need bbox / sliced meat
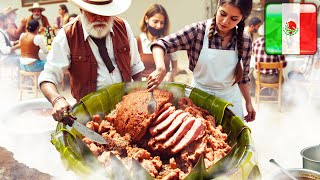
[152,106,176,125]
[162,117,196,149]
[155,102,172,117]
[155,112,189,141]
[171,119,206,154]
[149,110,183,136]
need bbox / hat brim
[4,8,18,15]
[28,7,45,12]
[68,0,131,16]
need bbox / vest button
[79,56,82,59]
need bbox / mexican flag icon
[265,3,317,55]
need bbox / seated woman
[19,19,48,72]
[136,4,185,82]
[53,4,69,29]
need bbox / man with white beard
[38,0,145,124]
[26,3,50,32]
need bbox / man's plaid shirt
[150,20,252,84]
[252,37,287,74]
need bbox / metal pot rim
[300,145,320,163]
[272,168,320,178]
[0,98,56,134]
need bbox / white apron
[191,19,243,119]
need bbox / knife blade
[63,111,107,144]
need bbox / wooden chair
[255,61,283,111]
[19,70,41,100]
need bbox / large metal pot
[271,168,320,180]
[301,145,320,173]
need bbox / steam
[248,79,320,179]
[0,71,77,179]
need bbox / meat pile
[82,89,231,180]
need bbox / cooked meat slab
[113,89,173,141]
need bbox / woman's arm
[147,21,205,90]
[239,83,256,122]
[35,35,49,54]
[147,46,166,91]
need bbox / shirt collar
[141,32,152,46]
[81,19,114,41]
[214,27,237,36]
[214,27,237,41]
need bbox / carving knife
[63,111,107,144]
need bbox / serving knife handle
[63,111,77,126]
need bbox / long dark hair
[208,0,252,85]
[139,4,170,36]
[27,19,39,32]
[59,4,69,13]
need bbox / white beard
[80,12,113,39]
[33,15,41,20]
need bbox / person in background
[26,3,50,32]
[3,6,27,41]
[244,16,262,41]
[54,4,70,29]
[0,13,20,64]
[147,0,256,121]
[68,13,78,22]
[19,19,48,72]
[0,13,20,85]
[38,0,144,124]
[252,24,287,84]
[136,4,185,82]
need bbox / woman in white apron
[147,0,256,122]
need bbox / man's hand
[51,96,72,124]
[20,18,27,27]
[147,68,166,91]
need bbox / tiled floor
[0,71,319,179]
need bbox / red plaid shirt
[151,20,252,84]
[252,37,287,75]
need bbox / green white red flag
[265,3,317,55]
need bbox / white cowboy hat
[68,0,131,16]
[28,3,45,12]
[3,6,18,15]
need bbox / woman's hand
[147,68,166,91]
[244,102,256,122]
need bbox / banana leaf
[51,82,261,179]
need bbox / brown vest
[136,36,170,77]
[20,33,40,60]
[64,17,131,102]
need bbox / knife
[63,111,107,144]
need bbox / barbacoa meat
[113,89,173,142]
[82,89,231,180]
